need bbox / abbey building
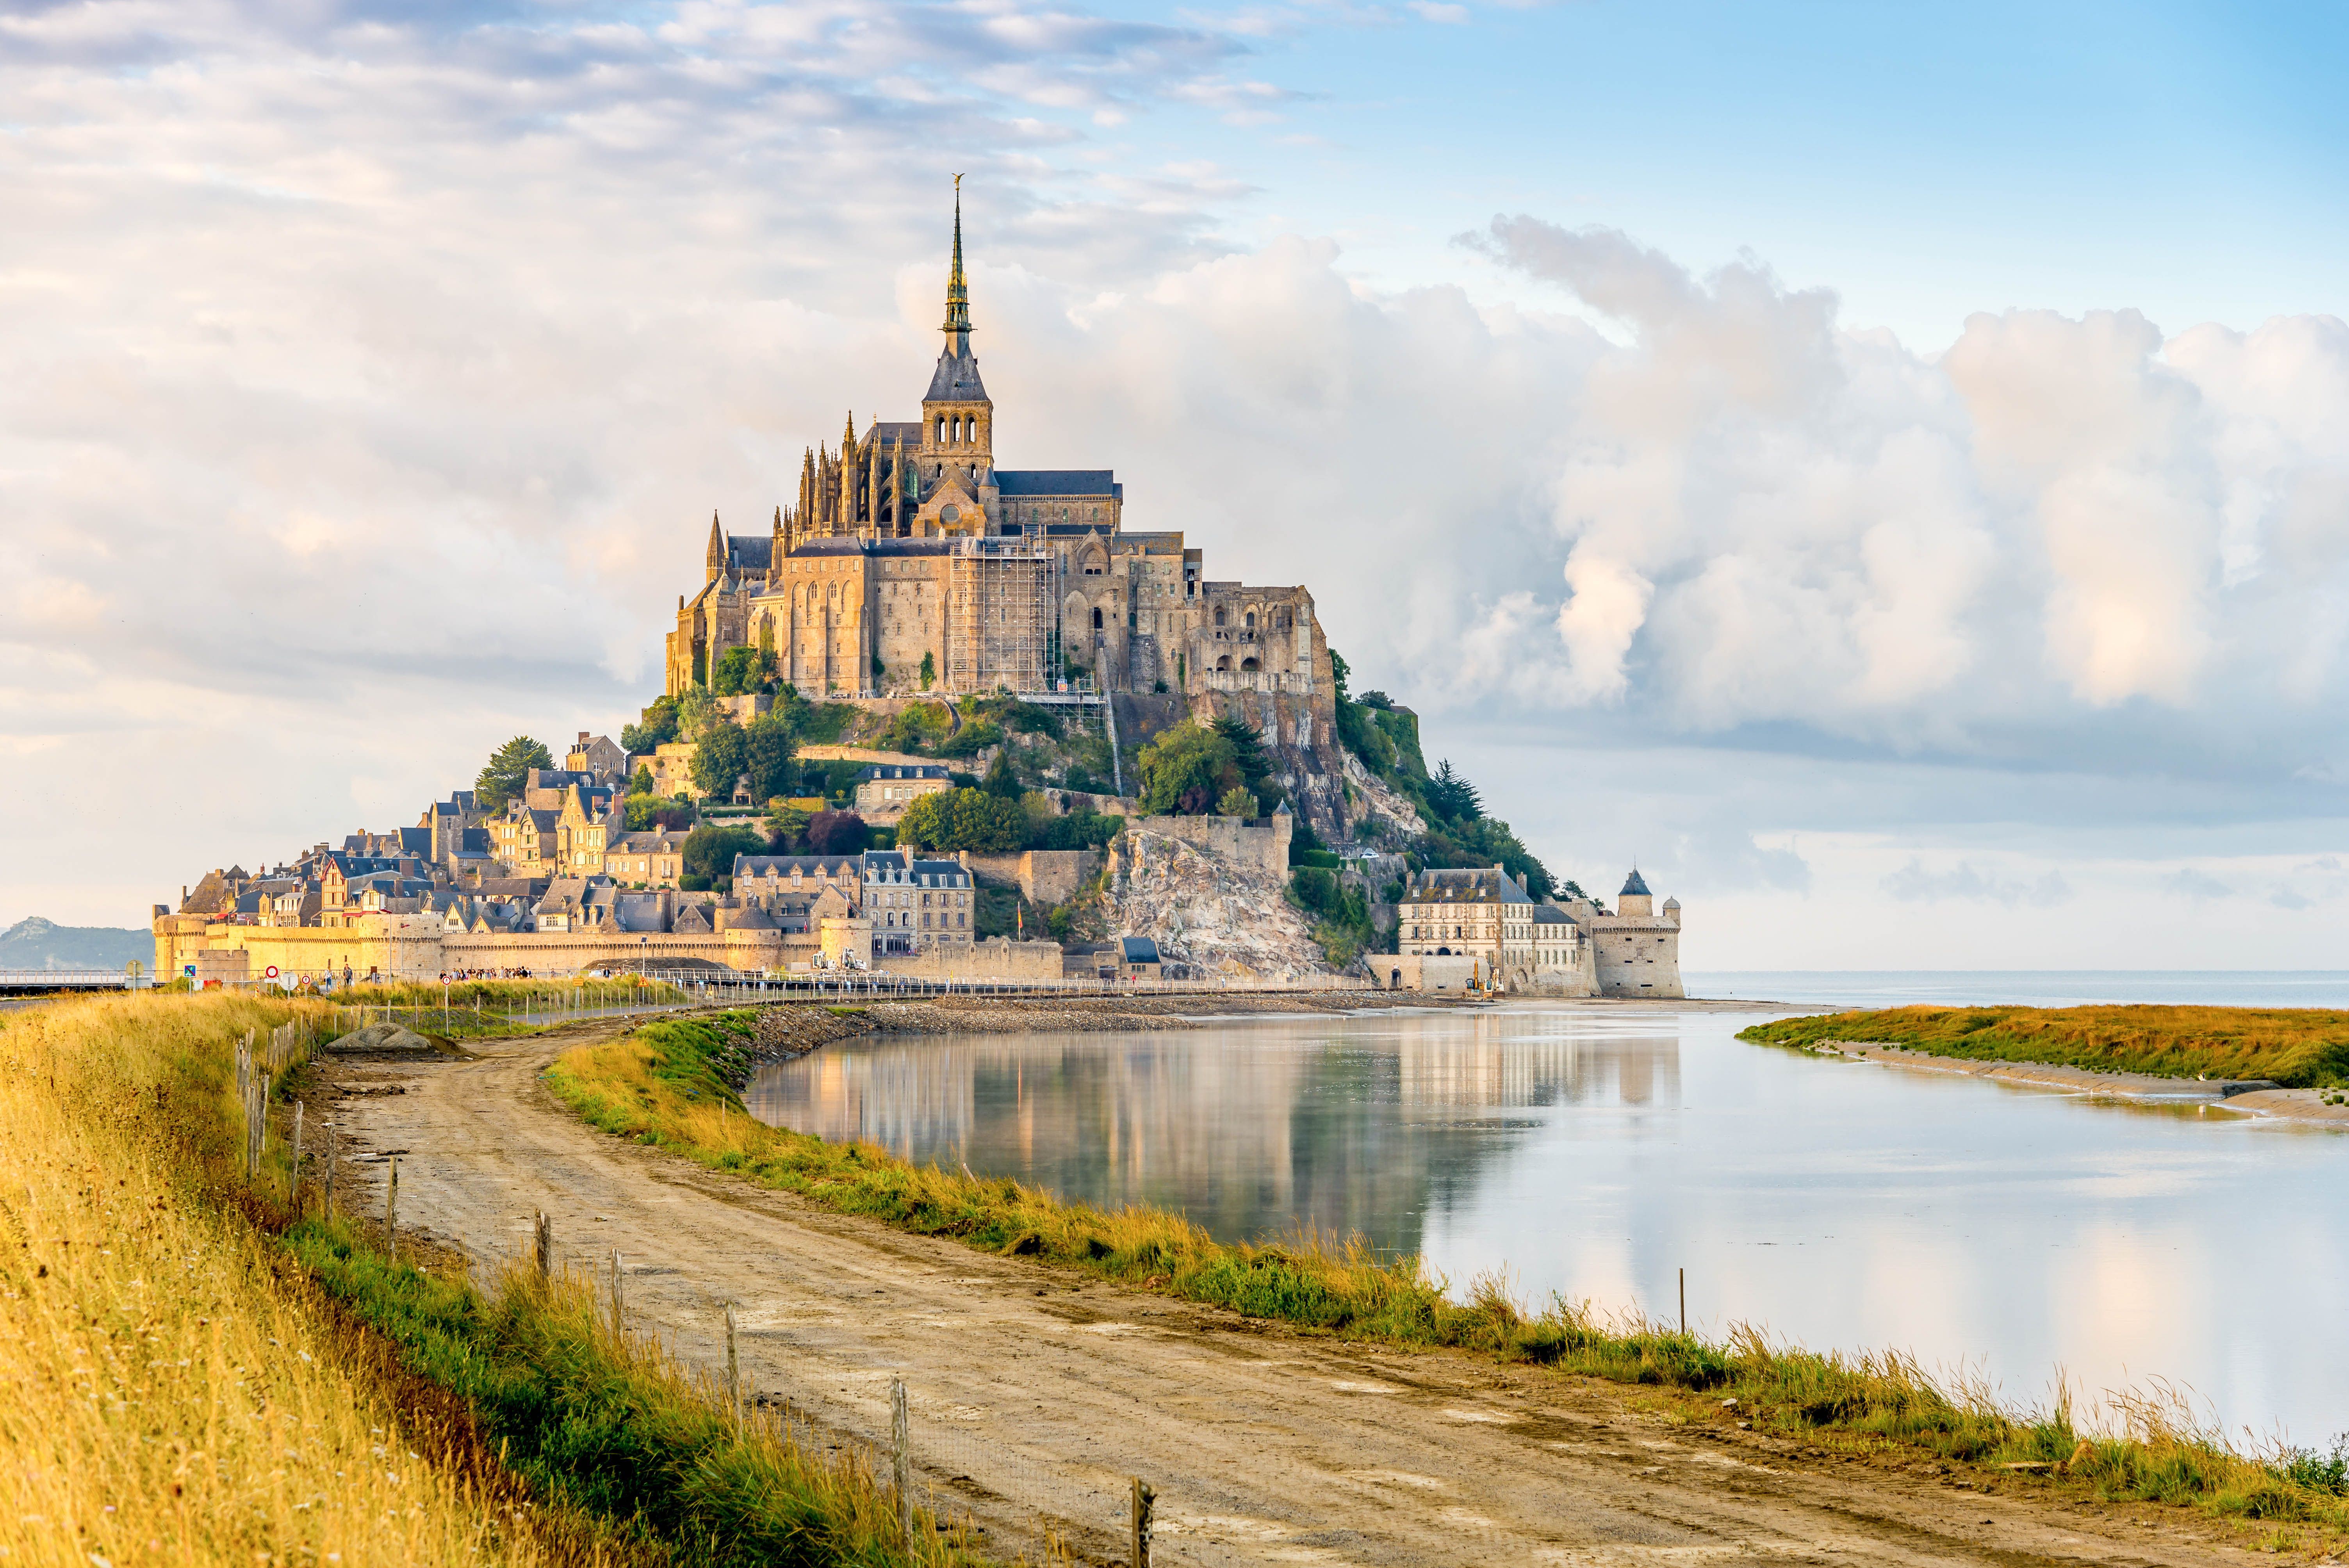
[665,190,1330,720]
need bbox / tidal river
[745,1000,2349,1446]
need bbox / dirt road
[324,1018,2256,1567]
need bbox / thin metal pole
[1679,1267,1686,1337]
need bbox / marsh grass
[1740,1005,2349,1086]
[330,978,688,1010]
[551,1012,2349,1535]
[0,994,573,1567]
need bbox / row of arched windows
[936,413,982,446]
[1209,605,1292,631]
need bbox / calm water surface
[746,998,2349,1443]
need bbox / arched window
[1240,657,1259,671]
[1244,611,1256,629]
[1091,607,1103,629]
[1215,654,1232,670]
[935,416,945,444]
[1214,607,1226,627]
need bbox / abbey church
[665,189,1331,736]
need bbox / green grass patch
[546,1011,2349,1532]
[287,1214,975,1567]
[1739,1005,2349,1086]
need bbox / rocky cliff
[1102,825,1330,980]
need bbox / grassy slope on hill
[0,995,559,1568]
[547,1012,2349,1529]
[2,994,973,1568]
[1739,1005,2349,1087]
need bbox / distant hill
[0,917,152,972]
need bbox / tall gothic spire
[942,173,972,351]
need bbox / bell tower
[920,175,993,481]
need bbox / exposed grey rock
[1104,826,1330,980]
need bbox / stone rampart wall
[877,939,1064,981]
[961,849,1102,905]
[1119,813,1290,877]
[1590,919,1684,999]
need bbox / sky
[4,0,2347,967]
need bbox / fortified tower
[1587,869,1684,997]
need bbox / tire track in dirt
[321,1018,2249,1567]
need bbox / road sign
[266,966,280,979]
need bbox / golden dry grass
[0,994,555,1568]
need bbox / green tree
[1214,715,1271,785]
[919,651,936,690]
[896,788,1026,852]
[674,686,724,740]
[1417,814,1552,900]
[1425,759,1483,823]
[626,794,695,832]
[713,645,764,697]
[681,823,765,889]
[932,717,1002,759]
[743,713,796,804]
[475,736,553,813]
[689,720,748,800]
[1136,723,1238,815]
[764,801,811,850]
[1215,785,1258,818]
[981,750,1023,800]
[629,763,657,795]
[621,696,679,755]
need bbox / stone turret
[1618,868,1654,918]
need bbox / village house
[853,763,952,823]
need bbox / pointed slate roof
[1620,868,1651,897]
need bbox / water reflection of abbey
[745,1015,1681,1255]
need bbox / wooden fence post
[323,1122,336,1213]
[384,1156,398,1250]
[610,1250,624,1335]
[1131,1476,1155,1567]
[535,1211,552,1281]
[892,1376,913,1552]
[725,1304,741,1432]
[292,1101,304,1203]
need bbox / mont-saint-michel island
[152,201,1686,1002]
[14,13,2349,1564]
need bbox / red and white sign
[265,966,280,979]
